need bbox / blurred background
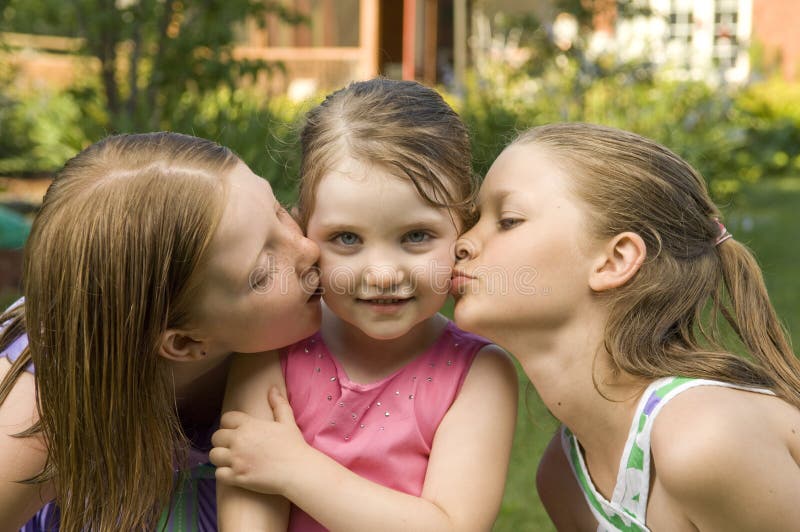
[1,1,798,529]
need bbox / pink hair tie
[714,219,733,246]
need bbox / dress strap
[561,426,650,532]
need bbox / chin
[360,325,415,342]
[453,298,486,337]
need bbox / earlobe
[589,232,646,292]
[159,329,208,362]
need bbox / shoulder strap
[561,425,650,532]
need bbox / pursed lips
[450,270,475,295]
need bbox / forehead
[311,158,454,228]
[480,143,571,201]
[203,163,276,283]
[215,163,275,236]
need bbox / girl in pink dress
[211,78,519,531]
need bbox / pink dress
[280,320,489,531]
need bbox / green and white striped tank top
[561,376,774,532]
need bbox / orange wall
[752,0,800,79]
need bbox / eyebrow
[477,189,514,208]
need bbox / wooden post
[423,0,438,85]
[453,0,467,93]
[295,0,312,46]
[359,0,380,79]
[402,0,417,80]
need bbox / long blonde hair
[0,132,237,530]
[297,78,477,229]
[516,123,800,407]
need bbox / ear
[158,329,209,362]
[589,231,646,292]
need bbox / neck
[320,305,447,383]
[170,354,232,424]
[490,306,649,481]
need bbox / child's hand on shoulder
[210,387,310,495]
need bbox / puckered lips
[450,269,475,296]
[304,267,323,303]
[307,283,323,303]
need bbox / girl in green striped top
[451,123,800,531]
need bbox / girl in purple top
[0,132,323,530]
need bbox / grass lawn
[489,176,800,531]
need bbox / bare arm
[0,360,54,531]
[536,429,597,531]
[213,345,518,532]
[216,352,290,532]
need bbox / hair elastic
[714,219,733,246]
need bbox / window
[713,0,739,69]
[666,0,694,68]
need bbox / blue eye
[335,232,361,246]
[404,230,431,244]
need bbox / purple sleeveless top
[1,302,218,531]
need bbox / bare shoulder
[536,430,597,531]
[469,344,518,383]
[224,351,285,416]
[454,344,517,415]
[652,385,795,477]
[651,384,800,528]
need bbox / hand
[210,386,310,495]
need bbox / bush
[450,61,800,201]
[0,88,97,175]
[165,87,312,201]
[0,83,311,202]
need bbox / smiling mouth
[357,298,413,305]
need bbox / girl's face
[452,143,598,340]
[306,157,459,340]
[192,162,322,354]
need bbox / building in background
[4,0,799,97]
[239,0,470,97]
[245,0,800,95]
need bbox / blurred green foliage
[2,74,799,204]
[1,0,304,132]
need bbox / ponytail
[716,239,800,406]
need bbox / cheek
[320,265,359,298]
[409,254,453,293]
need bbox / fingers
[214,466,237,485]
[219,410,249,429]
[209,446,231,468]
[211,427,233,448]
[268,386,296,425]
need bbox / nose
[283,212,320,274]
[363,265,405,291]
[454,232,479,262]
